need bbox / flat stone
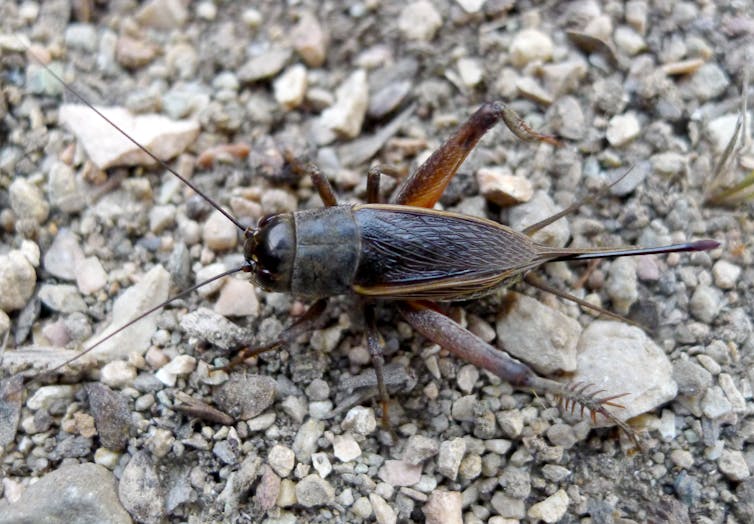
[119,451,165,523]
[496,292,581,375]
[87,265,170,361]
[295,474,334,507]
[59,104,199,169]
[572,321,678,426]
[0,463,130,524]
[213,374,276,420]
[423,489,463,524]
[85,383,131,451]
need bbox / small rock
[119,451,165,523]
[701,386,732,419]
[149,205,176,234]
[497,410,524,439]
[689,285,722,323]
[496,292,581,374]
[179,307,248,350]
[477,167,533,206]
[268,444,295,477]
[292,12,328,67]
[295,474,335,508]
[213,374,276,420]
[573,321,677,426]
[100,360,137,389]
[549,95,585,140]
[719,373,746,412]
[403,434,439,465]
[546,423,578,449]
[253,465,280,511]
[671,449,694,469]
[651,152,686,175]
[333,434,361,462]
[0,250,37,312]
[510,29,553,68]
[320,69,369,139]
[293,419,324,463]
[312,452,333,478]
[613,25,645,55]
[457,57,484,87]
[606,258,638,315]
[528,489,569,523]
[342,406,377,435]
[274,65,308,110]
[370,493,397,524]
[65,23,98,51]
[398,1,442,41]
[44,229,85,281]
[423,490,463,524]
[438,438,466,481]
[712,260,741,290]
[217,455,262,513]
[85,383,131,450]
[88,265,170,361]
[39,283,86,313]
[48,161,85,212]
[0,376,23,447]
[10,178,49,224]
[606,112,640,146]
[719,449,750,482]
[202,209,238,251]
[214,278,259,317]
[238,48,291,83]
[76,257,108,295]
[59,104,199,169]
[687,63,729,101]
[27,385,76,410]
[116,35,157,69]
[0,463,130,523]
[491,492,526,519]
[155,355,197,386]
[379,460,422,486]
[135,0,188,29]
[456,364,480,394]
[508,191,570,247]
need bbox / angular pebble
[0,376,23,448]
[718,449,750,481]
[10,177,49,223]
[268,444,295,477]
[292,12,328,67]
[274,64,308,110]
[378,460,422,486]
[690,285,722,323]
[203,209,238,251]
[213,374,276,420]
[38,283,86,313]
[179,307,248,350]
[508,191,570,247]
[214,278,259,318]
[423,489,462,524]
[341,406,377,435]
[606,113,640,146]
[496,292,580,374]
[293,419,324,463]
[477,167,533,206]
[528,489,569,523]
[76,256,108,295]
[370,493,397,524]
[88,265,170,361]
[59,104,199,169]
[606,257,638,315]
[155,355,197,386]
[438,437,466,481]
[43,229,85,281]
[712,260,741,290]
[295,474,335,507]
[573,321,677,426]
[320,69,369,139]
[0,250,37,312]
[85,383,132,451]
[333,433,361,462]
[510,29,553,67]
[118,451,165,523]
[398,1,442,41]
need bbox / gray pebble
[238,48,291,84]
[38,283,87,313]
[213,374,276,420]
[687,63,729,101]
[10,177,49,224]
[508,191,570,248]
[268,444,295,477]
[118,451,165,523]
[398,1,442,41]
[293,419,324,463]
[64,23,97,51]
[689,284,722,323]
[295,473,335,507]
[0,376,23,447]
[342,405,377,435]
[0,463,130,524]
[0,250,36,312]
[85,383,131,451]
[43,229,85,281]
[180,307,248,351]
[606,257,638,315]
[438,437,466,481]
[701,386,732,419]
[718,449,750,481]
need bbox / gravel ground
[1,1,754,523]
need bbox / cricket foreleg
[399,301,639,445]
[223,299,328,369]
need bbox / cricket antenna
[24,45,247,233]
[25,265,248,388]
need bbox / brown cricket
[23,58,719,444]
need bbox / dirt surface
[1,1,753,523]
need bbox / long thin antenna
[27,266,248,386]
[25,46,247,232]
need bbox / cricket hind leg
[390,102,560,209]
[363,302,393,429]
[398,300,641,448]
[223,299,328,369]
